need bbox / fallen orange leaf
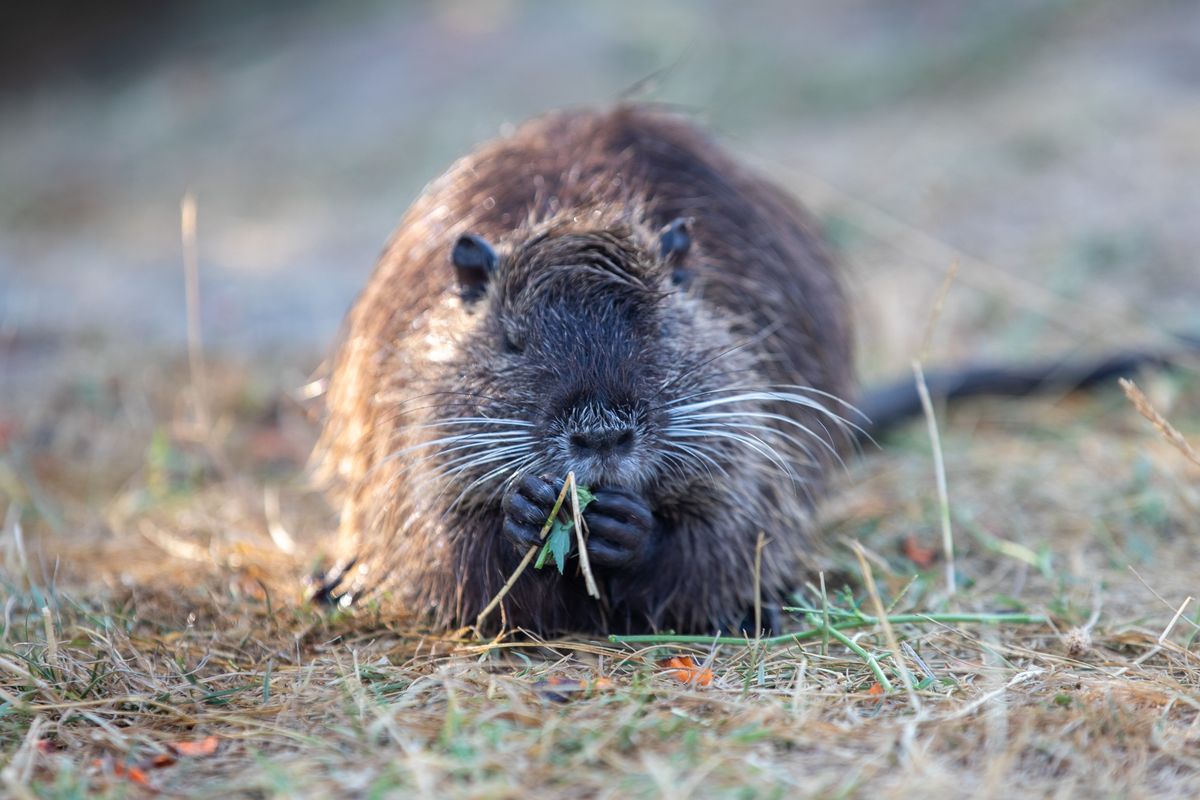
[658,655,713,687]
[92,759,154,788]
[169,735,219,757]
[903,535,937,568]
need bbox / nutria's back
[317,106,854,635]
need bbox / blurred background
[2,0,1199,397]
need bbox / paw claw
[583,487,658,571]
[500,474,562,554]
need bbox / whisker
[379,389,537,414]
[666,389,865,443]
[357,432,531,489]
[445,453,539,512]
[677,383,864,425]
[339,401,535,450]
[666,418,820,467]
[661,441,728,481]
[393,431,531,455]
[385,443,533,497]
[410,417,536,429]
[668,410,839,463]
[656,324,782,395]
[664,426,796,482]
[432,444,535,482]
[480,454,542,507]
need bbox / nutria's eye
[659,217,693,286]
[501,330,524,355]
[452,233,498,303]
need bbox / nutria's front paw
[734,604,783,637]
[583,487,659,570]
[500,473,564,555]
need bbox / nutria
[314,105,1191,635]
[315,105,855,635]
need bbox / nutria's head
[409,211,835,512]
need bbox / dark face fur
[430,218,749,508]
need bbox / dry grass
[2,352,1200,798]
[1122,379,1200,471]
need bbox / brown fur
[316,106,854,634]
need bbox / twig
[852,543,919,708]
[1159,596,1194,645]
[569,472,600,599]
[807,613,893,693]
[936,668,1044,722]
[912,260,959,597]
[914,359,956,595]
[474,478,573,631]
[918,260,960,361]
[901,642,937,682]
[1128,567,1200,630]
[819,571,830,656]
[264,486,297,555]
[41,606,57,678]
[753,531,766,640]
[181,192,209,431]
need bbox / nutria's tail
[856,333,1199,441]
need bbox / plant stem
[608,612,1047,646]
[815,616,894,693]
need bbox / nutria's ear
[659,217,693,285]
[659,217,692,260]
[452,234,498,303]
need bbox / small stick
[901,642,937,682]
[913,260,959,597]
[938,668,1044,723]
[1129,566,1200,630]
[181,192,209,431]
[568,472,600,599]
[264,486,297,555]
[753,532,766,640]
[1159,596,1194,645]
[474,478,572,631]
[914,360,956,596]
[41,606,57,677]
[819,571,831,655]
[918,260,960,361]
[853,543,919,707]
[807,613,893,693]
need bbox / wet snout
[556,402,645,487]
[568,425,636,459]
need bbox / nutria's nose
[568,427,636,458]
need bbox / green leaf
[549,519,573,573]
[536,519,574,573]
[532,482,596,574]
